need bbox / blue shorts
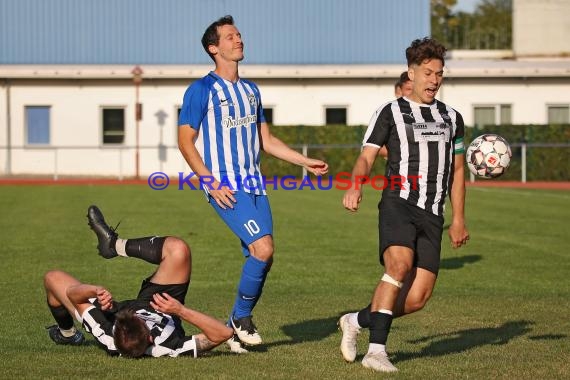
[209,191,273,256]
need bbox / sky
[453,0,481,13]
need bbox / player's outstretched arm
[151,293,233,351]
[259,122,328,176]
[342,146,378,212]
[448,153,469,248]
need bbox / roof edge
[1,61,570,79]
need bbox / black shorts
[378,196,444,275]
[136,275,190,304]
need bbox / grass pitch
[0,184,568,379]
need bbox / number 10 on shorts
[244,220,260,236]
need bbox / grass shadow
[440,254,482,270]
[393,320,534,363]
[251,313,346,352]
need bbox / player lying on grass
[44,205,233,358]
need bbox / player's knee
[249,237,274,261]
[406,291,432,313]
[383,248,413,279]
[385,262,412,281]
[164,237,191,265]
[43,270,64,287]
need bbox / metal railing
[1,142,568,182]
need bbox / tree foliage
[431,0,512,49]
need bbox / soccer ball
[465,134,512,179]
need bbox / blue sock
[231,255,268,320]
[228,268,270,325]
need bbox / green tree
[431,0,459,45]
[431,0,512,50]
[471,0,512,49]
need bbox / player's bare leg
[44,270,85,345]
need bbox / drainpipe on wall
[4,79,11,176]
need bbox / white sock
[347,312,361,328]
[115,238,128,257]
[60,326,77,337]
[367,343,386,355]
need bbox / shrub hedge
[261,124,570,181]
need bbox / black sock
[125,236,166,264]
[357,303,372,328]
[48,304,74,330]
[369,311,393,345]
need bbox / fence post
[119,148,123,181]
[54,149,58,181]
[521,143,527,183]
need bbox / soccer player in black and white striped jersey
[340,38,470,373]
[44,206,234,358]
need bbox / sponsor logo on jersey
[219,98,234,107]
[222,114,257,129]
[247,93,257,107]
[411,122,450,142]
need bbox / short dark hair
[113,309,151,358]
[405,37,447,67]
[395,71,411,90]
[201,15,235,62]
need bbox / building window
[26,106,50,144]
[473,104,511,127]
[263,107,274,124]
[547,105,569,124]
[325,107,347,125]
[102,108,125,144]
[500,104,512,124]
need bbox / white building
[0,0,569,178]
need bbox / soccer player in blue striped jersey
[178,15,328,351]
[340,38,469,373]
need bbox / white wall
[514,0,570,56]
[439,77,570,125]
[259,79,394,126]
[1,79,192,177]
[0,81,10,175]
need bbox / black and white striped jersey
[78,299,197,358]
[363,97,465,216]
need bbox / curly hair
[113,309,151,358]
[406,37,447,67]
[201,15,235,62]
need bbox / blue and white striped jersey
[179,72,266,195]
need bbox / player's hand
[343,188,362,212]
[208,181,236,209]
[96,287,114,311]
[449,222,470,248]
[150,292,183,315]
[303,158,329,176]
